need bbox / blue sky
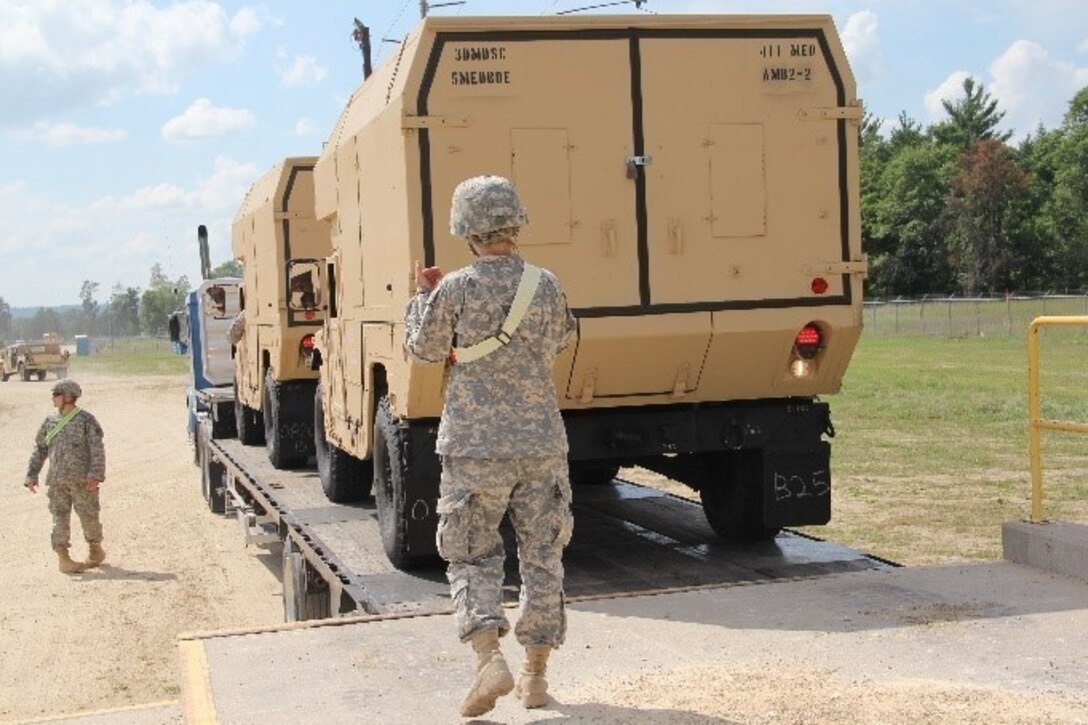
[1,0,1086,307]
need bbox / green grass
[797,331,1088,564]
[68,337,189,376]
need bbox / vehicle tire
[234,378,264,446]
[569,462,620,486]
[699,452,780,542]
[36,370,46,381]
[282,538,330,622]
[19,363,29,381]
[263,369,306,469]
[1,371,9,382]
[373,397,425,570]
[199,435,226,515]
[314,390,370,502]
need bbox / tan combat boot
[516,645,552,709]
[460,629,514,718]
[55,547,83,574]
[87,543,106,567]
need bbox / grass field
[57,332,1088,566]
[798,331,1088,565]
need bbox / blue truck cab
[187,278,242,443]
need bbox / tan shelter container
[309,14,866,567]
[232,157,331,468]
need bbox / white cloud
[295,118,315,136]
[989,40,1088,131]
[1080,37,1088,54]
[923,70,977,122]
[840,11,882,85]
[0,157,260,306]
[162,98,256,141]
[280,55,328,88]
[13,121,127,146]
[0,1,266,127]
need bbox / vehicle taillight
[794,324,822,359]
[811,277,829,295]
[300,334,315,351]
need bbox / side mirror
[287,260,322,311]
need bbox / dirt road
[0,371,282,721]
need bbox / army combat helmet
[51,379,82,399]
[449,175,529,242]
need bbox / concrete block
[1002,520,1088,580]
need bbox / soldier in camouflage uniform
[406,175,577,717]
[24,379,107,574]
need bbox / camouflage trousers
[437,456,573,647]
[46,480,103,550]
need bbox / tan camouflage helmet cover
[51,379,82,398]
[449,175,529,240]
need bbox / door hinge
[402,115,472,129]
[798,105,863,122]
[803,257,869,276]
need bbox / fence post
[921,297,926,335]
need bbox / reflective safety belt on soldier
[452,264,542,364]
[45,407,82,445]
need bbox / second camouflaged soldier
[24,379,107,573]
[406,176,578,717]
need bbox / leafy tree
[79,280,99,335]
[931,77,1012,149]
[945,139,1030,294]
[107,284,142,337]
[139,264,190,336]
[21,307,63,339]
[866,142,958,296]
[209,259,242,278]
[1048,86,1088,289]
[888,112,927,153]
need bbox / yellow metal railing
[1027,316,1088,522]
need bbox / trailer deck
[199,429,892,621]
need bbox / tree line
[0,260,240,346]
[863,79,1088,298]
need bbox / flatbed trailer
[195,419,892,623]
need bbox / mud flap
[762,442,831,528]
[402,422,442,557]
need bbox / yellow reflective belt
[45,407,81,446]
[454,263,542,364]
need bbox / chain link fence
[863,293,1088,336]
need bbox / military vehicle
[307,14,866,569]
[231,158,331,468]
[1,335,70,381]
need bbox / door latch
[626,155,652,179]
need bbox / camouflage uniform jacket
[406,254,577,458]
[26,409,106,486]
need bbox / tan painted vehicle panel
[1,339,69,382]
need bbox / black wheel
[262,369,300,469]
[19,363,29,381]
[699,452,780,542]
[314,390,369,502]
[234,378,264,446]
[570,462,620,486]
[1,371,9,382]
[199,435,226,515]
[282,538,330,622]
[373,397,424,570]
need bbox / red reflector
[811,277,829,295]
[301,335,315,350]
[304,310,315,320]
[795,325,821,347]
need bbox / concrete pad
[179,562,1088,723]
[1003,520,1088,580]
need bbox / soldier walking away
[406,175,578,717]
[24,379,107,574]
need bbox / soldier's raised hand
[415,260,444,292]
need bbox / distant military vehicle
[309,14,866,568]
[231,157,331,468]
[1,335,70,381]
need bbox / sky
[1,0,1086,308]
